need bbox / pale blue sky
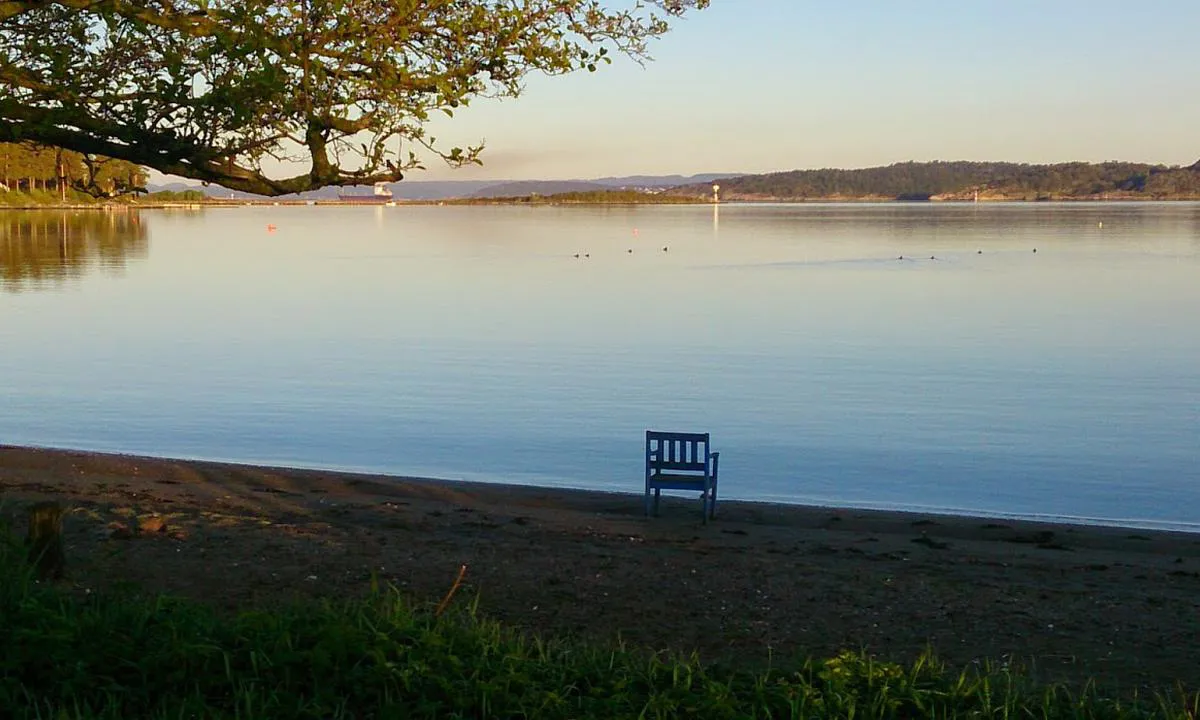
[417,0,1200,180]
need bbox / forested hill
[676,161,1200,201]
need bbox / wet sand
[2,444,1198,692]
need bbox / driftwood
[435,564,468,618]
[25,501,66,580]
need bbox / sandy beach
[2,444,1198,692]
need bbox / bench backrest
[646,431,710,474]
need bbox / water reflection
[0,210,148,292]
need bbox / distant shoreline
[5,196,1200,211]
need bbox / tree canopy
[0,1,707,196]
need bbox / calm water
[2,203,1198,530]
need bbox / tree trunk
[26,501,66,580]
[56,149,66,201]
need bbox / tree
[0,1,707,196]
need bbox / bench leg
[709,483,718,521]
[645,487,652,516]
[701,490,708,524]
[654,488,661,516]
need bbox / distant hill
[147,173,744,201]
[590,173,735,187]
[162,180,502,201]
[671,161,1200,201]
[152,162,1200,203]
[470,180,610,198]
[448,189,701,205]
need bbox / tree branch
[1,1,708,194]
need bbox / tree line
[681,160,1200,201]
[0,143,148,198]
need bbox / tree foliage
[0,1,707,196]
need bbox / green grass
[2,522,1196,719]
[0,189,108,206]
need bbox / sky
[408,0,1200,181]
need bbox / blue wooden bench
[645,431,721,522]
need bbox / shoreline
[10,442,1198,537]
[3,443,1199,691]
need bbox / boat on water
[338,182,395,205]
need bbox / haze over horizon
[158,1,1200,187]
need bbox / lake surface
[2,203,1198,530]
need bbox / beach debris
[1006,530,1056,545]
[435,564,468,617]
[911,534,950,550]
[106,521,134,540]
[26,501,66,580]
[138,515,168,535]
[1037,540,1073,551]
